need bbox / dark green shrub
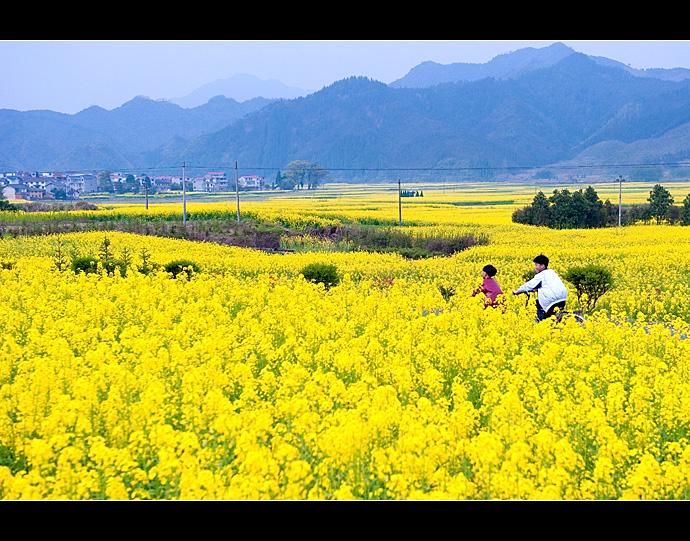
[53,237,70,271]
[164,259,200,279]
[438,284,456,302]
[0,200,19,212]
[99,236,113,264]
[102,259,127,277]
[522,269,536,283]
[138,247,159,275]
[301,262,339,289]
[71,256,99,274]
[394,246,433,260]
[564,265,614,312]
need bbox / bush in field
[102,259,127,277]
[307,224,488,258]
[138,248,160,275]
[96,235,127,276]
[0,200,19,212]
[0,259,15,270]
[300,262,339,289]
[164,259,200,279]
[423,234,489,256]
[681,194,690,226]
[522,269,537,282]
[71,256,99,275]
[438,284,456,302]
[564,264,614,312]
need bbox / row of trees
[97,172,156,194]
[96,162,329,194]
[513,184,690,228]
[274,161,328,190]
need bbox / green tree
[530,191,550,225]
[97,170,113,193]
[51,187,68,200]
[583,186,605,227]
[276,170,296,190]
[274,171,284,189]
[681,194,690,226]
[141,176,156,195]
[125,174,139,193]
[549,189,575,229]
[564,265,614,312]
[0,186,19,211]
[647,184,674,224]
[603,199,617,226]
[284,160,328,190]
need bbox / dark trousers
[536,300,566,322]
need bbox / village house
[204,171,231,191]
[3,184,28,200]
[152,176,173,191]
[238,175,265,189]
[2,175,22,185]
[193,177,211,192]
[27,187,46,200]
[44,182,74,199]
[2,185,18,200]
[27,180,48,189]
[66,173,98,194]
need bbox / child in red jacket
[471,264,504,307]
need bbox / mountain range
[391,42,690,87]
[0,95,273,171]
[4,43,690,180]
[170,74,310,108]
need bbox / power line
[180,161,690,172]
[3,161,690,175]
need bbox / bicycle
[518,290,585,324]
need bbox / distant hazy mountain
[392,42,690,88]
[171,74,310,108]
[553,121,690,168]
[6,46,690,176]
[390,43,577,87]
[159,54,690,180]
[0,95,274,170]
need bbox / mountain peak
[170,74,310,108]
[207,95,236,105]
[547,42,575,53]
[75,105,108,115]
[317,77,388,100]
[391,42,579,88]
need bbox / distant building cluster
[0,170,268,200]
[191,172,267,192]
[1,171,98,200]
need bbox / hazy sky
[3,40,690,113]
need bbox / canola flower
[1,197,690,499]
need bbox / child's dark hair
[533,254,549,267]
[482,264,497,277]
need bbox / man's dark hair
[533,254,549,267]
[482,264,497,277]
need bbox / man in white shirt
[513,254,568,322]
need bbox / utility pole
[235,161,240,223]
[398,178,402,226]
[144,181,149,210]
[182,162,187,226]
[617,175,625,227]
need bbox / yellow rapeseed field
[2,186,690,499]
